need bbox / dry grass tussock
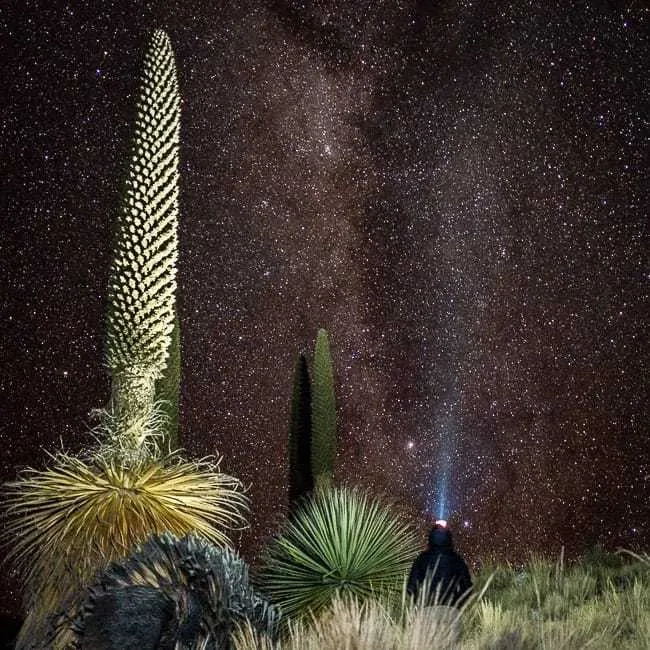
[463,551,650,650]
[235,553,650,650]
[233,594,459,650]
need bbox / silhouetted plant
[154,312,181,451]
[70,533,279,649]
[258,486,418,621]
[310,329,336,486]
[288,352,313,508]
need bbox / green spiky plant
[288,352,313,509]
[3,30,248,649]
[310,329,337,488]
[258,486,419,622]
[104,27,180,461]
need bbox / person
[407,521,472,642]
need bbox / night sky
[1,0,647,620]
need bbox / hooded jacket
[406,526,472,607]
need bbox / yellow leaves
[3,451,248,619]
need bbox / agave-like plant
[72,532,279,649]
[4,448,248,648]
[258,486,418,621]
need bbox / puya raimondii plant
[3,31,247,649]
[104,27,181,461]
[310,328,337,488]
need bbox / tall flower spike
[106,28,179,377]
[311,329,337,485]
[104,30,180,454]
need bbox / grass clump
[465,550,650,649]
[237,549,649,650]
[233,593,463,650]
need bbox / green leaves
[259,486,418,620]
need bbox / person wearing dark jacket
[406,522,472,643]
[407,522,472,608]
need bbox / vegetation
[71,533,278,648]
[2,30,248,649]
[154,312,182,451]
[237,552,650,649]
[3,451,248,647]
[288,352,313,508]
[462,550,650,649]
[310,329,337,486]
[3,20,649,650]
[233,593,463,650]
[258,486,419,621]
[104,28,180,460]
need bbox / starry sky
[1,0,647,620]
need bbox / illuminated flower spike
[104,29,180,455]
[106,28,179,376]
[3,451,249,647]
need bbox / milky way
[1,0,647,619]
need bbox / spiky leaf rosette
[310,329,336,484]
[105,28,179,379]
[3,452,248,647]
[71,533,279,649]
[258,486,418,621]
